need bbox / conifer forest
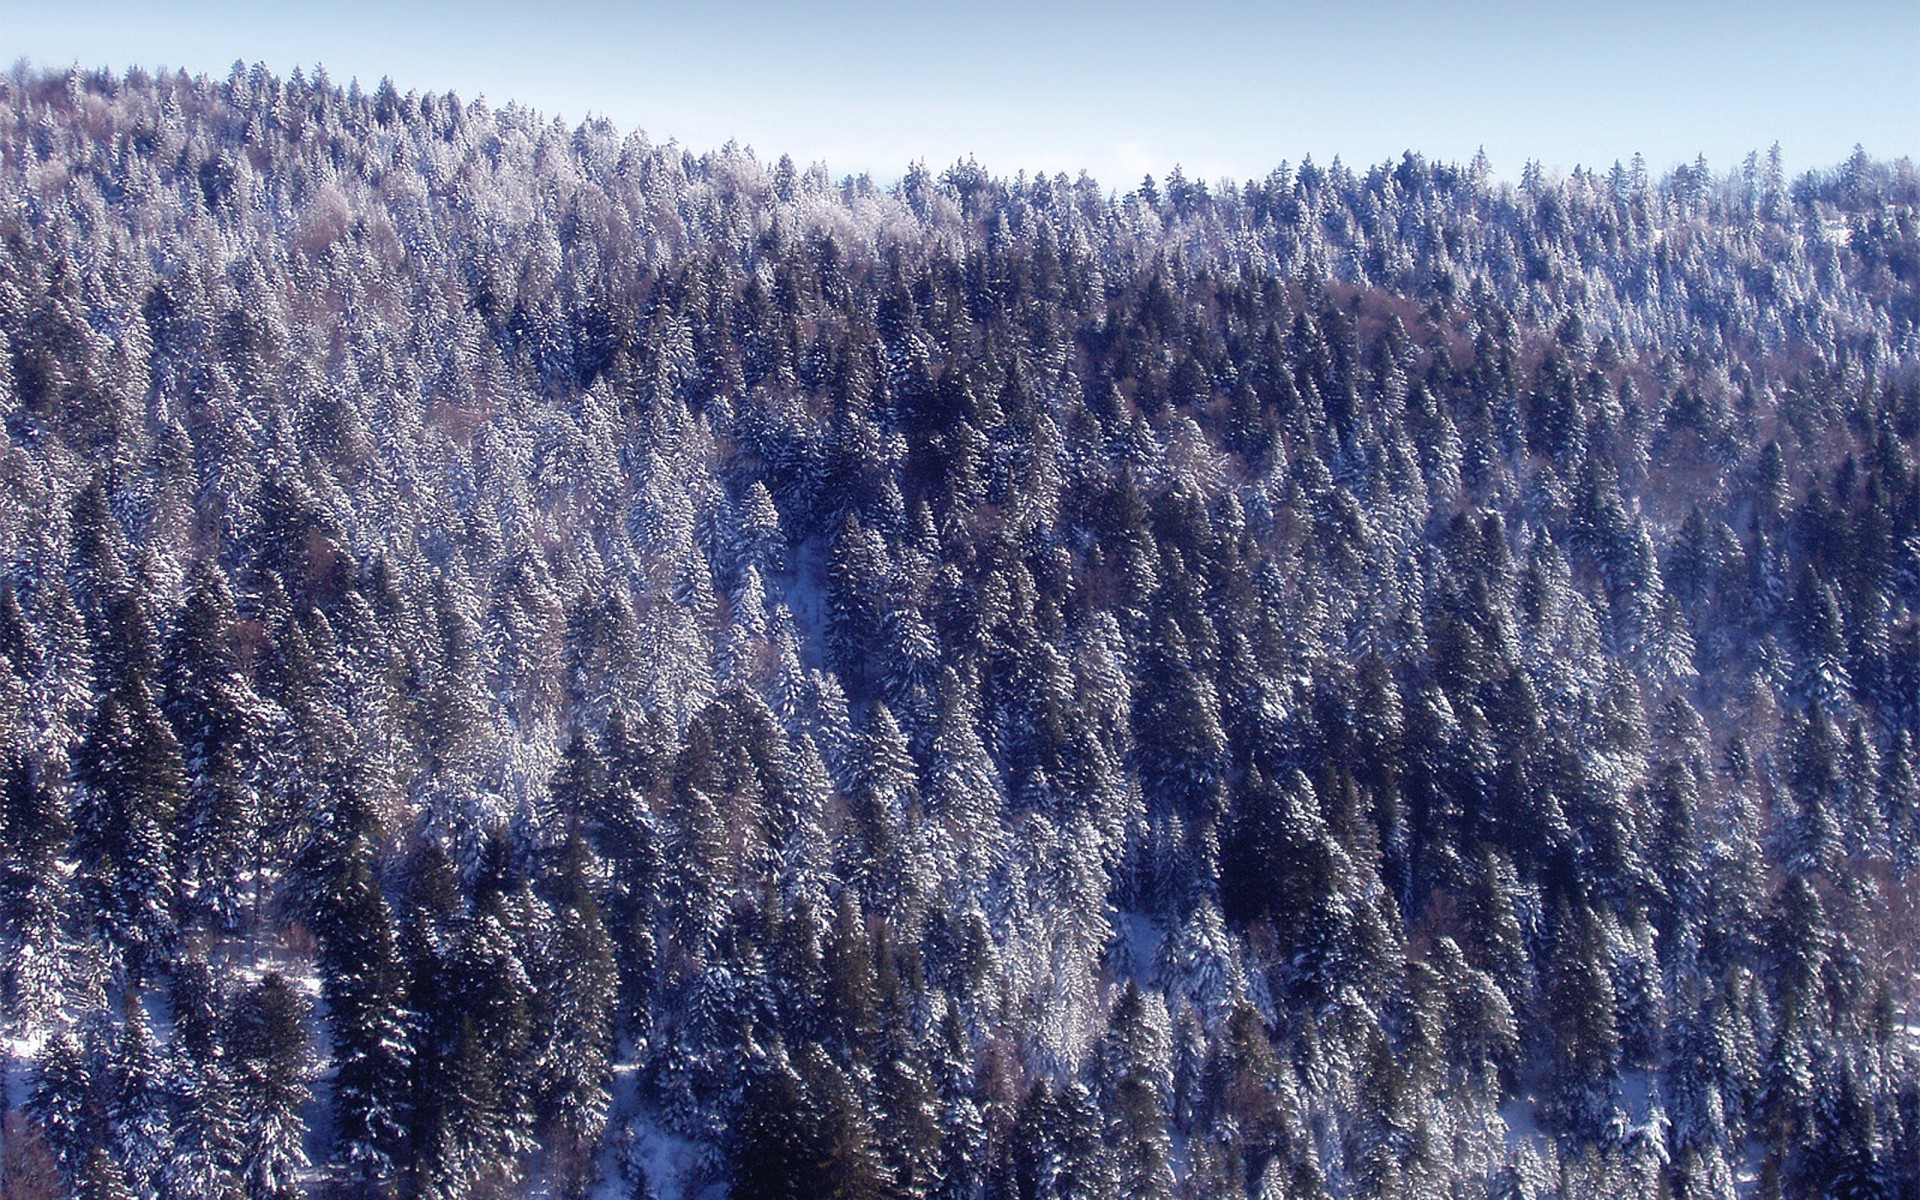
[1,62,1919,1200]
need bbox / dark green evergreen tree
[231,974,312,1200]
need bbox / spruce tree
[72,677,185,979]
[231,974,312,1200]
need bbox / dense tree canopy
[1,60,1917,1200]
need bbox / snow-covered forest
[0,61,1916,1200]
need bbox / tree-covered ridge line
[0,60,1916,1200]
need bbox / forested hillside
[0,61,1916,1200]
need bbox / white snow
[1497,1094,1547,1149]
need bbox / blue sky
[9,0,1916,187]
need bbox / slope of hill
[1,62,1916,1200]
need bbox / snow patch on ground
[1616,1067,1657,1121]
[598,1058,721,1200]
[1497,1093,1547,1149]
[773,535,831,673]
[1107,910,1162,985]
[620,1111,716,1200]
[3,1035,45,1114]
